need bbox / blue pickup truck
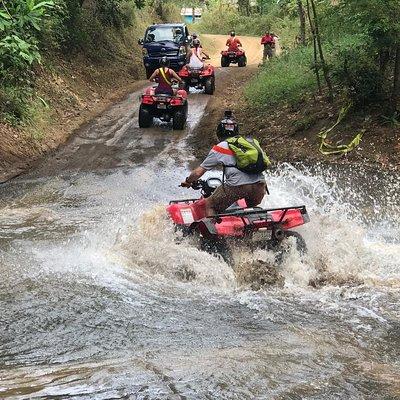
[138,23,191,78]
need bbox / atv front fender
[190,218,217,238]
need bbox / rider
[149,56,183,95]
[187,38,209,68]
[226,31,242,52]
[191,33,202,48]
[181,111,269,216]
[261,31,277,60]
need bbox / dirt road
[26,34,262,177]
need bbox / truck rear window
[145,26,184,43]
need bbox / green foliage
[196,3,298,48]
[95,0,135,29]
[0,0,54,123]
[0,85,33,125]
[326,34,383,106]
[0,0,178,124]
[246,0,400,112]
[245,47,316,107]
[0,0,54,81]
[321,0,400,108]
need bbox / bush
[245,46,316,107]
[0,86,33,125]
[326,35,384,106]
[0,0,54,123]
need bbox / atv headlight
[142,48,148,57]
[179,46,186,56]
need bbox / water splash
[118,163,400,291]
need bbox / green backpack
[226,136,271,174]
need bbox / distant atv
[139,86,188,130]
[221,49,247,67]
[178,62,215,95]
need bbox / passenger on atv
[148,56,183,96]
[186,39,210,69]
[226,31,242,52]
[181,110,271,216]
[191,33,202,48]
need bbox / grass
[244,46,316,108]
[194,5,298,49]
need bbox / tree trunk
[310,0,333,101]
[297,0,306,46]
[391,43,400,113]
[306,0,321,93]
[238,0,250,16]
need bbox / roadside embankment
[0,7,162,183]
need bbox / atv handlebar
[181,178,222,197]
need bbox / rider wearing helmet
[191,33,202,48]
[226,31,242,52]
[187,38,210,66]
[181,111,268,216]
[148,56,183,95]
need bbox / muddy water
[1,87,400,399]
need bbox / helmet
[216,110,239,141]
[230,31,236,37]
[159,56,169,67]
[192,38,201,48]
[192,33,198,39]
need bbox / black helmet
[192,38,201,48]
[159,56,169,67]
[230,31,236,37]
[216,110,239,141]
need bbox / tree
[238,0,250,16]
[297,0,306,45]
[308,0,333,100]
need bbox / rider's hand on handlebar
[180,180,192,188]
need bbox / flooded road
[1,69,400,399]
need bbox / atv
[221,49,247,67]
[178,63,215,95]
[167,178,310,263]
[138,85,188,130]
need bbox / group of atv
[138,44,247,131]
[136,28,309,265]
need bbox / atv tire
[266,230,307,255]
[204,77,215,95]
[221,56,230,67]
[238,56,247,67]
[138,105,153,128]
[172,104,187,130]
[285,231,307,255]
[200,237,233,265]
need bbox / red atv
[221,49,247,67]
[178,63,215,95]
[167,178,309,263]
[138,86,188,130]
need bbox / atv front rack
[169,198,198,204]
